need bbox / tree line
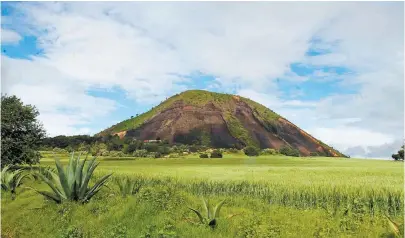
[2,94,404,167]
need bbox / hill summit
[97,90,345,157]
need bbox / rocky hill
[97,90,346,157]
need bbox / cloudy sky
[1,2,404,158]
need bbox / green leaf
[386,215,401,236]
[55,158,70,197]
[202,197,210,219]
[213,199,226,219]
[188,207,205,224]
[82,173,112,202]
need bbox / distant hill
[97,90,346,157]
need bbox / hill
[97,90,345,157]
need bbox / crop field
[1,154,404,237]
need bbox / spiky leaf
[188,207,205,224]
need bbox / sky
[1,2,404,159]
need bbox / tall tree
[1,95,46,167]
[392,145,404,161]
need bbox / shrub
[168,153,180,158]
[53,147,69,154]
[133,149,148,158]
[188,197,226,229]
[279,146,300,157]
[309,152,319,157]
[157,146,170,155]
[100,149,109,156]
[210,150,223,158]
[244,146,260,156]
[199,153,209,158]
[109,151,125,157]
[116,177,141,198]
[261,148,278,155]
[151,152,162,158]
[189,145,199,153]
[144,143,159,153]
[1,166,29,200]
[32,153,112,204]
[227,148,240,154]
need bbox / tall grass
[104,174,403,216]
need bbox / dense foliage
[40,133,331,159]
[243,146,260,156]
[1,95,46,167]
[210,150,223,158]
[0,166,29,200]
[279,145,300,157]
[392,145,404,161]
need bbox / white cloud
[1,2,403,158]
[1,56,117,137]
[309,126,395,150]
[1,28,22,44]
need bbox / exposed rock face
[99,90,345,157]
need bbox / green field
[2,154,404,237]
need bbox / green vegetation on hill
[223,112,257,147]
[97,90,281,137]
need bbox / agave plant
[1,166,29,200]
[116,177,141,198]
[30,166,57,181]
[33,153,112,204]
[188,197,226,229]
[385,215,404,237]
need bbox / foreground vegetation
[2,154,403,237]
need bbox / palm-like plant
[188,197,226,229]
[116,177,141,198]
[33,153,112,204]
[1,166,29,200]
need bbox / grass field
[1,154,404,237]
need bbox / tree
[279,145,300,157]
[392,145,404,161]
[244,146,260,156]
[1,95,46,167]
[210,150,223,158]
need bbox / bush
[210,150,223,158]
[158,146,171,155]
[133,149,148,158]
[168,153,180,158]
[261,148,277,155]
[109,151,125,157]
[144,143,159,153]
[150,152,162,158]
[52,147,68,154]
[309,152,319,157]
[100,149,109,156]
[199,153,209,158]
[227,148,240,154]
[244,146,260,156]
[279,146,300,157]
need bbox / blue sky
[1,2,403,158]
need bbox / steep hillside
[97,90,345,157]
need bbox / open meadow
[1,153,403,237]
